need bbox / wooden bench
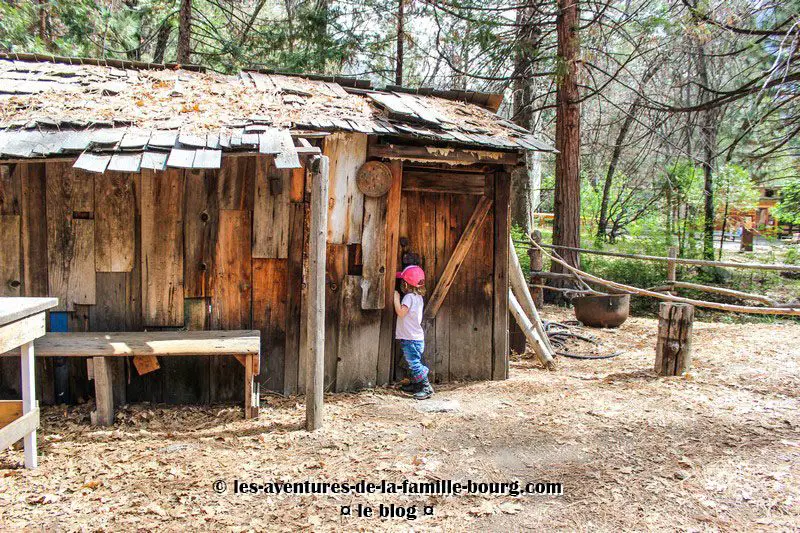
[30,330,261,425]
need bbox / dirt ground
[2,307,799,531]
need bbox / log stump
[654,302,694,376]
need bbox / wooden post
[492,171,510,380]
[508,291,553,366]
[654,302,694,376]
[244,354,259,419]
[92,356,114,426]
[667,246,677,283]
[740,227,753,252]
[528,230,544,308]
[20,341,37,468]
[305,155,329,431]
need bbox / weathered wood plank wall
[0,146,507,403]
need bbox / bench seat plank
[33,330,260,358]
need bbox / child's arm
[394,291,409,318]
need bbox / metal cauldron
[572,293,630,328]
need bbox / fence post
[667,246,677,283]
[528,230,544,308]
[654,302,694,376]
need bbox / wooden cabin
[0,54,553,407]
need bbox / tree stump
[654,303,694,376]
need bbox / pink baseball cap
[396,265,425,287]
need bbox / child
[394,265,434,400]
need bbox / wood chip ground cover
[1,307,798,530]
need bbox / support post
[667,246,677,283]
[654,302,694,376]
[20,341,37,468]
[528,230,544,308]
[305,155,329,431]
[244,354,259,419]
[492,171,511,380]
[92,356,114,426]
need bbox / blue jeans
[399,340,428,383]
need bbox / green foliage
[773,180,800,225]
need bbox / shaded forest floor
[2,307,799,531]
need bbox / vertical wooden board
[492,172,510,380]
[322,133,367,244]
[69,219,96,306]
[252,259,288,393]
[141,169,184,327]
[448,195,494,381]
[0,215,21,296]
[0,163,21,215]
[433,193,452,383]
[46,162,75,311]
[297,202,311,395]
[209,209,251,402]
[21,163,48,297]
[253,156,290,259]
[71,170,94,214]
[283,202,305,395]
[184,169,219,297]
[335,275,381,391]
[94,172,135,272]
[376,160,402,386]
[360,195,388,310]
[289,165,306,203]
[324,244,346,391]
[161,298,210,404]
[216,155,255,211]
[89,272,128,406]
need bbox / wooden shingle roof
[0,54,554,170]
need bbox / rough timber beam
[368,144,519,166]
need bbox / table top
[0,298,58,327]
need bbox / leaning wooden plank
[322,132,367,244]
[274,130,301,169]
[508,233,555,363]
[253,157,290,259]
[424,196,492,320]
[0,408,39,452]
[140,168,184,326]
[360,195,388,309]
[335,275,381,392]
[73,153,110,174]
[94,172,135,272]
[508,290,553,367]
[31,330,261,357]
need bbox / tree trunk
[395,0,404,86]
[550,0,581,292]
[510,4,543,235]
[153,20,172,64]
[177,0,192,64]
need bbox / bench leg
[245,354,259,419]
[92,357,114,426]
[21,341,37,469]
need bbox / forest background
[2,0,799,314]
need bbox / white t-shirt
[396,293,425,341]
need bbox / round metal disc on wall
[356,161,393,197]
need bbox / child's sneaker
[400,381,423,395]
[413,380,434,400]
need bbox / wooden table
[0,297,57,468]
